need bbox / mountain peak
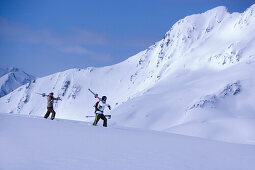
[7,67,20,72]
[0,67,21,77]
[246,3,255,11]
[204,6,228,14]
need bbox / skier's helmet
[49,92,54,96]
[102,96,107,101]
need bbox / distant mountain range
[0,67,35,97]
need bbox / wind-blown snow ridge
[1,5,255,144]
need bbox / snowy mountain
[1,113,255,170]
[1,5,255,144]
[0,67,35,98]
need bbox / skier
[44,92,61,120]
[93,96,111,127]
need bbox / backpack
[94,101,100,113]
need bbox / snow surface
[0,113,255,170]
[0,5,255,144]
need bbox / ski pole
[85,116,96,118]
[86,115,111,119]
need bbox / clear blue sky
[0,0,254,77]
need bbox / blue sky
[0,0,254,77]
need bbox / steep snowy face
[0,5,255,144]
[0,67,35,97]
[162,6,228,55]
[131,6,247,83]
[108,5,255,144]
[148,5,255,73]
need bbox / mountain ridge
[0,5,255,144]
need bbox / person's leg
[51,109,56,120]
[44,108,51,119]
[93,114,100,126]
[101,115,107,127]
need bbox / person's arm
[53,97,61,100]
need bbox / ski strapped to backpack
[88,88,103,102]
[94,101,100,113]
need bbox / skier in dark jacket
[93,96,111,127]
[44,92,61,120]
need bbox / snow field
[0,113,255,170]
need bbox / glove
[108,105,111,110]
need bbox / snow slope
[0,113,255,170]
[110,59,255,144]
[0,5,255,144]
[0,67,35,98]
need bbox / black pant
[93,114,107,127]
[44,107,56,120]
